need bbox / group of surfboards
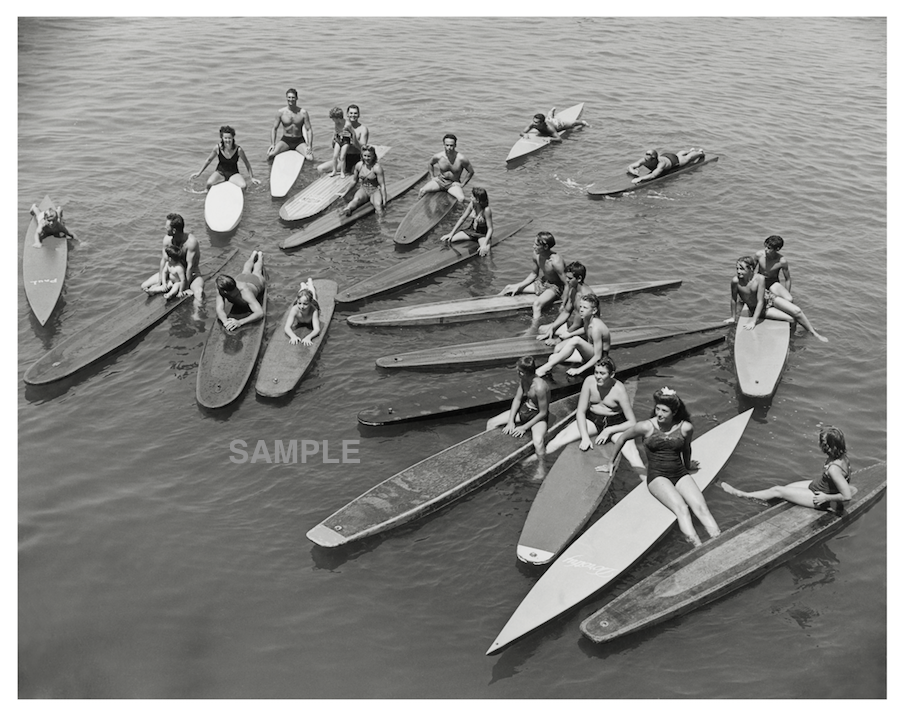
[22,98,885,657]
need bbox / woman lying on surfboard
[284,279,321,346]
[726,255,828,342]
[440,186,493,256]
[722,426,853,512]
[486,356,551,458]
[29,203,77,245]
[192,125,260,190]
[341,146,386,217]
[598,387,721,548]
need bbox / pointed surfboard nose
[516,545,554,565]
[306,523,349,548]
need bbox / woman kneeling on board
[727,255,828,342]
[545,356,644,470]
[722,426,852,511]
[284,279,321,346]
[440,186,493,256]
[341,146,387,217]
[598,387,721,548]
[486,356,551,458]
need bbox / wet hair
[216,275,237,292]
[819,426,847,460]
[347,104,360,114]
[329,106,344,120]
[166,213,185,233]
[294,288,320,312]
[471,187,489,206]
[652,388,691,423]
[565,260,587,283]
[516,355,537,375]
[580,293,601,313]
[645,149,658,158]
[218,125,236,149]
[594,355,616,376]
[536,231,555,249]
[736,255,757,271]
[286,88,298,97]
[361,144,378,162]
[533,113,546,123]
[164,244,184,263]
[443,133,458,144]
[764,234,784,250]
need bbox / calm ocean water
[18,17,886,698]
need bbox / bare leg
[545,420,588,454]
[771,296,827,342]
[677,476,720,538]
[229,174,247,190]
[486,409,512,431]
[371,191,385,217]
[721,480,817,507]
[649,478,702,547]
[676,148,705,166]
[767,283,793,302]
[530,420,548,459]
[530,287,559,321]
[206,172,225,189]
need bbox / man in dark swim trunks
[536,260,595,343]
[754,234,794,303]
[141,213,203,303]
[268,88,313,160]
[418,133,475,204]
[628,147,705,185]
[501,231,567,320]
[215,250,266,332]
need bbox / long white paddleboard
[486,408,753,655]
[270,151,305,198]
[733,305,792,398]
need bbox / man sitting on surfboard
[500,231,567,321]
[418,133,475,204]
[536,260,594,343]
[535,293,611,379]
[141,213,203,302]
[485,355,552,460]
[215,251,266,332]
[29,203,76,246]
[754,234,794,301]
[267,88,314,160]
[628,148,705,185]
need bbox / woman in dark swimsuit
[192,125,260,190]
[600,386,721,548]
[341,146,386,216]
[440,186,493,256]
[722,427,853,511]
[283,279,322,346]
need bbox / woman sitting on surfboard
[486,355,551,459]
[192,125,261,190]
[440,186,493,256]
[598,386,721,548]
[627,148,705,185]
[726,255,828,342]
[722,426,853,512]
[284,279,322,346]
[341,146,387,217]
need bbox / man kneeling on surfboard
[628,148,705,185]
[215,251,266,332]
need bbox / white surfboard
[204,181,244,232]
[270,151,305,198]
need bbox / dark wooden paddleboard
[307,393,580,548]
[357,328,727,426]
[195,268,268,409]
[375,321,727,369]
[587,154,719,199]
[580,461,886,645]
[335,218,533,304]
[347,279,681,327]
[281,171,427,250]
[24,249,240,385]
[254,280,338,398]
[392,191,458,245]
[23,195,68,326]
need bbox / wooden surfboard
[195,268,268,409]
[347,279,682,327]
[306,393,581,548]
[580,461,886,645]
[24,249,241,385]
[375,321,727,369]
[486,409,753,655]
[506,103,585,163]
[204,181,244,232]
[357,329,727,427]
[281,171,427,250]
[255,280,338,398]
[336,218,533,304]
[279,145,390,221]
[23,195,68,326]
[733,305,792,398]
[587,154,718,199]
[517,380,639,566]
[392,191,458,245]
[270,150,305,198]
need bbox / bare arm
[515,380,550,434]
[192,147,218,178]
[271,112,283,147]
[460,157,474,186]
[680,423,695,469]
[599,421,649,472]
[626,158,646,177]
[302,110,313,151]
[780,260,793,293]
[477,206,494,256]
[442,199,474,241]
[238,147,260,184]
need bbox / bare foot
[812,332,829,343]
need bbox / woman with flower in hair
[598,386,720,548]
[721,427,852,512]
[283,279,321,346]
